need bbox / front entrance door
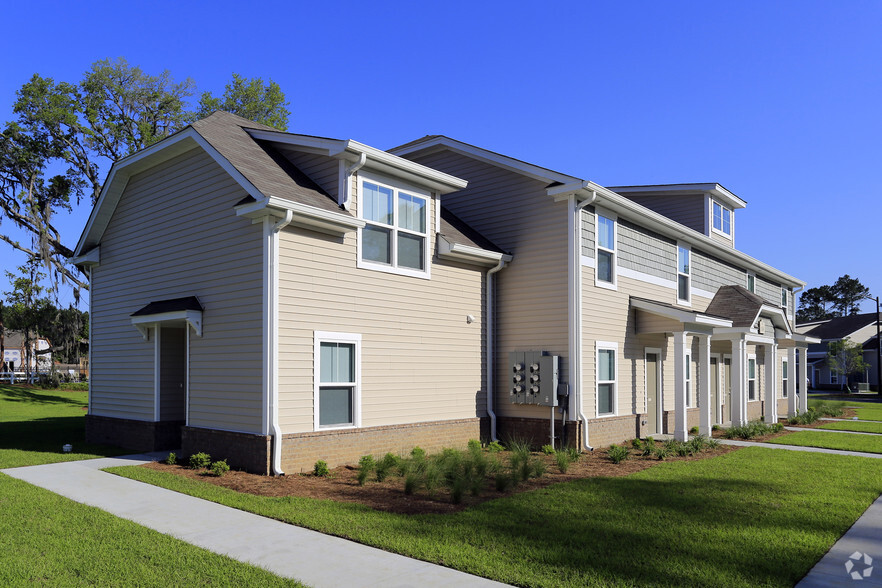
[723,356,732,423]
[711,356,720,424]
[645,351,661,435]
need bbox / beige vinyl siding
[91,147,264,431]
[618,194,705,234]
[277,214,486,432]
[403,150,570,421]
[276,146,340,199]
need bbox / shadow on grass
[0,416,124,459]
[0,385,86,407]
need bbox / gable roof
[704,285,768,328]
[798,312,881,341]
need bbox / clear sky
[1,0,881,313]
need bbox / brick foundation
[181,427,272,475]
[661,408,701,434]
[85,414,183,452]
[586,414,642,447]
[281,418,483,473]
[747,401,764,420]
[496,416,581,449]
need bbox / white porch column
[787,346,798,417]
[730,336,746,426]
[764,343,778,424]
[673,331,689,441]
[699,334,712,436]
[797,346,809,413]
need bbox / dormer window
[712,201,732,237]
[358,176,430,278]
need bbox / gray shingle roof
[798,312,881,340]
[438,208,506,254]
[704,285,765,327]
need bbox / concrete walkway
[717,439,882,585]
[784,426,882,436]
[2,454,508,588]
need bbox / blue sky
[1,0,881,312]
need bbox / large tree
[797,275,872,323]
[827,337,870,391]
[0,59,290,298]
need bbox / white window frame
[356,172,432,280]
[747,354,757,401]
[596,341,618,417]
[781,287,788,309]
[313,331,362,431]
[746,271,756,293]
[782,357,789,398]
[594,209,617,290]
[830,370,838,385]
[677,242,691,306]
[711,200,732,238]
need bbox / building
[73,112,816,474]
[797,313,882,390]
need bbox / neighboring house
[796,313,882,390]
[1,331,52,372]
[72,112,817,474]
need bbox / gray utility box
[508,351,559,406]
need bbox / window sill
[357,259,431,280]
[595,279,617,291]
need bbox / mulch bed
[142,444,737,515]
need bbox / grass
[109,448,882,587]
[767,430,882,454]
[854,406,882,421]
[808,398,882,422]
[818,421,882,434]
[0,384,302,586]
[0,385,128,468]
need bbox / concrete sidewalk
[784,426,882,436]
[2,455,508,588]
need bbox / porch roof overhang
[775,332,822,348]
[130,296,204,339]
[632,297,732,335]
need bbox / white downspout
[486,257,508,441]
[269,210,293,475]
[574,192,597,451]
[341,153,367,211]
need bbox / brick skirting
[496,416,582,449]
[85,414,183,452]
[280,418,483,473]
[181,427,272,475]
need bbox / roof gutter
[269,210,293,476]
[486,257,509,441]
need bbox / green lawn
[854,406,882,421]
[808,398,882,422]
[818,421,882,434]
[109,447,882,587]
[0,385,301,586]
[0,385,127,468]
[768,430,882,453]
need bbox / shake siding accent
[617,194,705,234]
[403,150,570,421]
[580,207,595,257]
[277,223,485,433]
[91,148,263,431]
[755,276,781,307]
[692,249,746,293]
[276,147,340,198]
[617,220,677,282]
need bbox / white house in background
[1,331,52,372]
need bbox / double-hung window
[748,356,757,400]
[712,201,731,236]
[596,213,616,287]
[597,343,617,416]
[677,244,691,304]
[315,332,361,429]
[782,358,789,398]
[747,272,756,293]
[781,287,788,308]
[685,353,692,407]
[360,177,429,277]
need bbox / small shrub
[707,437,720,449]
[165,452,177,465]
[209,459,230,477]
[639,437,657,456]
[357,455,375,486]
[554,450,571,473]
[450,476,467,504]
[724,420,781,440]
[630,438,643,450]
[689,426,699,435]
[607,444,629,464]
[788,409,819,425]
[712,424,721,431]
[814,403,844,417]
[467,439,482,452]
[566,447,581,461]
[653,445,672,460]
[531,456,547,478]
[495,472,512,492]
[375,453,400,482]
[313,460,330,477]
[423,460,442,494]
[404,472,420,495]
[487,440,505,453]
[188,452,211,469]
[410,446,426,460]
[541,444,555,455]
